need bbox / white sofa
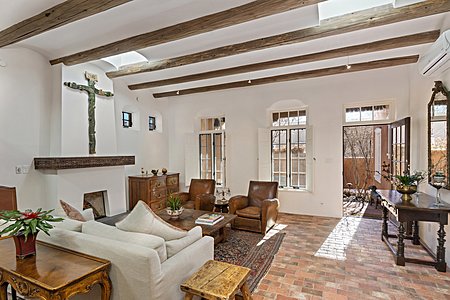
[36,218,214,300]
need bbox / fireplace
[83,190,107,219]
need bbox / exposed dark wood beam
[49,0,324,65]
[0,0,132,48]
[152,55,419,98]
[129,31,437,90]
[109,0,449,78]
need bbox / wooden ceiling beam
[152,55,419,98]
[0,0,132,48]
[109,0,449,78]
[129,31,438,90]
[49,0,324,65]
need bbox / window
[199,117,226,186]
[344,103,391,124]
[122,111,132,128]
[271,110,307,189]
[148,116,156,131]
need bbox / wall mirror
[428,81,450,189]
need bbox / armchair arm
[171,192,190,204]
[195,194,215,211]
[261,198,280,233]
[229,195,249,214]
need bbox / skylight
[318,0,425,20]
[101,51,147,69]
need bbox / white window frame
[199,117,226,186]
[270,108,309,190]
[343,100,394,126]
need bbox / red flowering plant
[0,209,63,241]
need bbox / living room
[1,0,450,299]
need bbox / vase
[166,207,184,219]
[396,185,417,201]
[13,232,38,259]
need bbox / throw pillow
[81,208,95,221]
[82,220,167,262]
[165,226,202,258]
[116,200,187,241]
[52,217,83,232]
[59,200,85,222]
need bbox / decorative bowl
[166,207,184,219]
[396,184,417,201]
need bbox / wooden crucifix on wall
[64,72,114,155]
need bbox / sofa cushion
[81,208,95,221]
[116,201,187,241]
[236,206,261,219]
[165,226,202,258]
[82,220,167,262]
[52,217,84,232]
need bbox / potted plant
[166,195,183,219]
[0,208,63,258]
[394,170,427,201]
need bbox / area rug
[214,228,285,295]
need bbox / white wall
[166,66,411,218]
[0,48,53,210]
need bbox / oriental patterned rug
[214,227,285,295]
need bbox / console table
[0,237,111,299]
[379,190,450,272]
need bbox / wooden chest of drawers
[128,173,180,210]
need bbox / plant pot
[166,207,184,219]
[13,232,38,259]
[396,185,417,201]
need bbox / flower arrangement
[0,208,63,241]
[378,164,427,187]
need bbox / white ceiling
[2,0,448,95]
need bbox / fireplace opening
[83,191,107,219]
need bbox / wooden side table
[181,260,252,300]
[0,237,111,300]
[379,190,450,272]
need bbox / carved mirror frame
[428,81,450,189]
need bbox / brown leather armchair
[172,179,216,211]
[229,181,279,234]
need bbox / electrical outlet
[21,165,30,174]
[15,166,22,174]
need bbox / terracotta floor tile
[251,213,450,299]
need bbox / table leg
[184,293,194,300]
[412,221,420,245]
[396,222,405,266]
[100,271,112,300]
[240,282,252,300]
[436,224,447,272]
[0,282,8,300]
[382,206,388,241]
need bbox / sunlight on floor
[257,224,287,246]
[314,217,362,261]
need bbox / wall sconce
[149,116,156,131]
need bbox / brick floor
[252,213,450,300]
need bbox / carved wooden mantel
[34,155,135,170]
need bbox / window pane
[299,159,306,172]
[272,113,280,127]
[346,107,360,122]
[289,111,299,126]
[279,112,289,126]
[374,105,389,120]
[272,130,287,187]
[361,106,373,121]
[298,110,307,125]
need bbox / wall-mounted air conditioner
[418,30,450,77]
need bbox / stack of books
[195,213,224,226]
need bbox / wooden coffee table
[155,209,236,244]
[0,237,111,300]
